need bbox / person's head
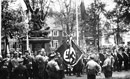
[14,51,18,58]
[19,52,22,57]
[49,53,56,60]
[18,58,24,65]
[40,48,46,56]
[90,54,95,60]
[6,54,10,58]
[106,52,111,58]
[25,50,29,56]
[10,52,14,58]
[118,47,123,53]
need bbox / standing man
[102,52,114,79]
[86,54,101,79]
[41,48,49,79]
[112,49,118,71]
[55,52,65,79]
[122,48,129,71]
[13,58,27,79]
[46,53,60,79]
[117,48,123,71]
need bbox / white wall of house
[100,34,115,46]
[100,31,130,46]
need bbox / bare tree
[54,0,76,35]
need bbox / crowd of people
[0,42,130,79]
[85,43,130,79]
[0,48,65,79]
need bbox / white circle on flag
[63,47,76,64]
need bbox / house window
[53,30,59,37]
[51,40,59,48]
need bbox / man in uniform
[86,54,101,79]
[102,52,114,79]
[36,48,49,79]
[55,52,65,79]
[11,52,20,79]
[0,56,9,79]
[13,58,28,79]
[123,48,129,71]
[46,53,60,79]
[117,48,124,71]
[99,50,105,68]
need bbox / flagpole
[26,24,29,52]
[69,35,72,65]
[26,31,29,51]
[76,0,79,45]
[0,0,1,55]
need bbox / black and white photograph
[0,0,130,79]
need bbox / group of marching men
[0,48,65,79]
[0,43,130,79]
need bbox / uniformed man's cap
[41,48,45,52]
[50,53,56,59]
[18,58,24,63]
[90,54,95,59]
[106,53,111,56]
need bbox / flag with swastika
[55,40,83,66]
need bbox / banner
[55,41,83,66]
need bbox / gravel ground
[65,70,130,79]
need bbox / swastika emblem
[63,47,76,64]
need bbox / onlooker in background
[122,48,129,71]
[112,48,118,71]
[117,48,124,71]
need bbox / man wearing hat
[46,53,60,79]
[0,55,9,79]
[102,52,114,79]
[36,48,49,79]
[122,48,129,71]
[117,48,124,71]
[13,58,28,79]
[86,54,101,79]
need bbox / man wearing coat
[86,54,101,79]
[122,48,129,71]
